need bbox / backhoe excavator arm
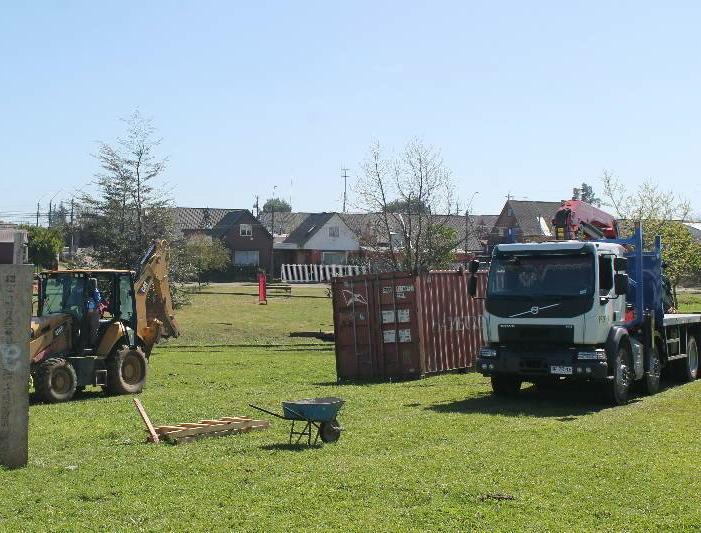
[133,240,180,355]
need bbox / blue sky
[1,1,700,222]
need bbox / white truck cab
[474,226,700,405]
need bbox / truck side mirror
[614,257,628,272]
[467,275,477,297]
[614,273,628,295]
[468,259,479,274]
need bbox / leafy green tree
[80,111,173,268]
[262,197,291,213]
[572,182,602,207]
[23,226,63,269]
[182,235,231,288]
[421,225,458,270]
[654,222,701,304]
[385,198,430,214]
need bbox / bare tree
[354,140,464,272]
[601,170,691,234]
[601,171,701,299]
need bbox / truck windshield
[488,253,594,298]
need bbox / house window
[240,224,253,237]
[328,226,340,238]
[322,251,346,265]
[233,250,259,266]
[390,232,403,247]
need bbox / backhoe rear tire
[35,358,77,403]
[104,345,148,395]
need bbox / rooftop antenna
[341,167,349,213]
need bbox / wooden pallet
[134,399,269,444]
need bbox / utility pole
[270,186,277,277]
[341,168,349,213]
[35,203,40,227]
[254,196,259,218]
[70,199,75,254]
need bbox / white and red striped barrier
[280,264,368,283]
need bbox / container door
[332,276,376,379]
[375,274,422,379]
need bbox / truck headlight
[577,349,606,361]
[479,347,497,358]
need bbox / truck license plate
[550,365,573,375]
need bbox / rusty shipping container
[331,270,487,380]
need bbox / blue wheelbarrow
[250,397,344,445]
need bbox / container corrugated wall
[332,270,487,380]
[417,271,487,374]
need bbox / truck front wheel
[491,374,522,397]
[607,345,632,405]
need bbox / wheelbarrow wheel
[319,419,342,443]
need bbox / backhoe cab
[30,240,179,403]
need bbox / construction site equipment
[474,223,701,405]
[134,398,269,444]
[552,199,619,240]
[29,240,179,403]
[250,397,344,445]
[331,270,487,381]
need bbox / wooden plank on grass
[133,398,160,444]
[167,421,270,444]
[160,419,270,443]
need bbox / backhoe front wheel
[104,345,148,395]
[35,358,77,403]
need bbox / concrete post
[12,232,25,265]
[0,265,33,469]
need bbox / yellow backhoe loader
[29,240,179,402]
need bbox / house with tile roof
[489,200,563,249]
[173,207,273,272]
[259,212,360,270]
[340,212,497,259]
[258,211,498,272]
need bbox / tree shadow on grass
[426,383,640,420]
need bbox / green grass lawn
[3,284,700,531]
[677,290,701,313]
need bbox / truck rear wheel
[104,345,148,395]
[675,335,699,383]
[35,358,77,403]
[607,345,632,406]
[491,375,522,397]
[642,346,661,395]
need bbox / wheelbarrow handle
[249,404,286,419]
